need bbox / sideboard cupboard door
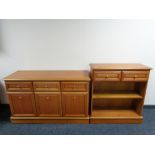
[8,92,36,116]
[35,92,62,116]
[62,92,88,117]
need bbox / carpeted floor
[0,106,155,135]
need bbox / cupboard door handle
[18,96,22,99]
[46,97,49,100]
[72,96,76,100]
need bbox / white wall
[0,19,155,104]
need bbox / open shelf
[93,91,143,99]
[91,109,141,118]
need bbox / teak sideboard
[90,63,152,124]
[4,71,90,124]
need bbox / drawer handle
[72,96,76,100]
[46,97,49,100]
[18,96,22,99]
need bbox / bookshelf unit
[90,63,152,124]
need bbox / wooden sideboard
[4,70,90,123]
[90,63,152,124]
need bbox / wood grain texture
[33,82,60,92]
[6,82,33,92]
[93,92,143,99]
[11,116,89,124]
[8,92,36,116]
[62,92,88,117]
[94,71,121,81]
[61,82,88,92]
[90,63,152,70]
[90,118,143,124]
[35,92,62,116]
[4,70,90,81]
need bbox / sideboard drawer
[61,82,88,92]
[33,82,60,92]
[122,71,149,81]
[6,82,33,92]
[94,71,121,81]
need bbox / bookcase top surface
[90,63,152,70]
[4,70,90,81]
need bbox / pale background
[0,19,154,104]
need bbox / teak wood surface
[90,63,152,70]
[4,70,90,81]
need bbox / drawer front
[6,82,33,92]
[122,71,149,81]
[61,82,88,92]
[33,82,60,92]
[94,71,121,81]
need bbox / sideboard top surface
[90,63,152,70]
[4,70,90,81]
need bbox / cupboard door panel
[35,92,62,116]
[62,92,88,117]
[8,92,36,116]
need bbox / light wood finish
[122,71,149,81]
[4,70,90,81]
[90,63,151,124]
[93,92,143,99]
[35,92,62,116]
[8,92,36,116]
[6,82,33,92]
[11,116,89,124]
[90,110,143,124]
[91,109,141,118]
[61,82,88,92]
[90,63,152,70]
[90,118,143,124]
[94,71,121,81]
[5,70,90,124]
[62,92,88,117]
[33,82,60,92]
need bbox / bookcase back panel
[93,99,133,110]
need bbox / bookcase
[90,64,152,124]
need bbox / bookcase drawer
[94,71,121,81]
[122,71,149,81]
[6,82,33,92]
[33,82,60,92]
[61,82,88,92]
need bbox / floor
[0,106,155,135]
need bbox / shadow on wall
[0,81,8,104]
[0,21,4,53]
